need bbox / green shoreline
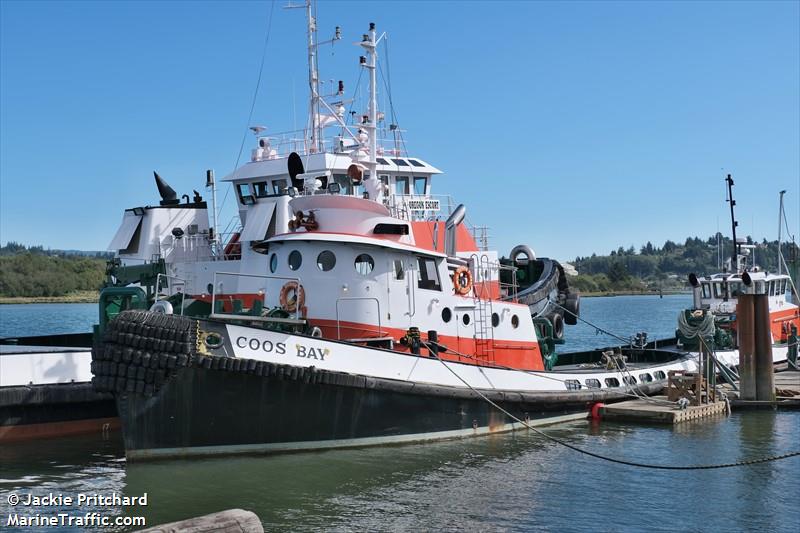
[0,291,100,304]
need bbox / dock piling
[753,294,775,401]
[737,294,757,400]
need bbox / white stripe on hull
[224,324,696,393]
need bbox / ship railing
[469,254,518,303]
[209,272,306,326]
[335,297,384,341]
[155,273,187,315]
[160,234,216,262]
[250,127,409,161]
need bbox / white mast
[778,189,786,276]
[305,0,322,153]
[360,22,378,179]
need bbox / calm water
[1,295,799,532]
[0,303,97,338]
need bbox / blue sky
[1,0,798,262]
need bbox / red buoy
[590,402,605,420]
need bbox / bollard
[753,294,775,401]
[427,330,439,357]
[737,294,756,400]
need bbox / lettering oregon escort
[235,336,329,361]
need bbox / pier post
[753,294,775,401]
[737,294,756,400]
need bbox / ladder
[472,254,495,361]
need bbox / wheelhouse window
[395,176,409,195]
[417,256,441,291]
[272,179,288,194]
[713,282,724,299]
[354,254,375,275]
[237,183,253,203]
[413,177,427,195]
[701,283,712,299]
[334,174,352,195]
[729,282,743,297]
[391,158,409,166]
[408,159,425,167]
[253,181,269,197]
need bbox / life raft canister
[453,266,473,295]
[279,281,305,313]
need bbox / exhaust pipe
[444,204,466,257]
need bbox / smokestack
[444,204,466,257]
[154,171,179,206]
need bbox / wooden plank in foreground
[136,509,263,533]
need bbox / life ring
[279,281,305,313]
[453,266,473,295]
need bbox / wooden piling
[753,294,775,401]
[737,293,756,400]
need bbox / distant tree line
[570,235,799,294]
[0,242,109,297]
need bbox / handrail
[335,297,382,340]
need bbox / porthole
[622,375,638,385]
[638,373,653,383]
[585,378,601,389]
[462,314,471,326]
[605,377,620,388]
[288,250,302,271]
[491,312,500,327]
[654,370,666,380]
[269,253,278,273]
[316,250,336,271]
[511,315,519,329]
[354,253,374,275]
[441,307,452,323]
[565,379,582,391]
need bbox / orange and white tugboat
[91,6,698,460]
[678,176,799,372]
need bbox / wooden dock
[600,397,728,424]
[723,370,800,409]
[600,371,800,424]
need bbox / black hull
[115,363,601,459]
[94,311,666,460]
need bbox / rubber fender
[564,293,580,325]
[550,313,565,340]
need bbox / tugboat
[90,5,697,460]
[678,177,800,371]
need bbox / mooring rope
[423,340,800,470]
[546,298,634,345]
